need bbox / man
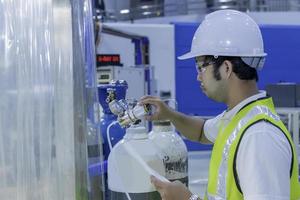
[140,10,300,200]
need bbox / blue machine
[98,80,128,160]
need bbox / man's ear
[223,60,233,79]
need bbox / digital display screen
[96,54,122,67]
[100,74,110,79]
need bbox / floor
[188,151,211,199]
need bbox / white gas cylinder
[149,120,189,185]
[108,125,165,200]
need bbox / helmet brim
[177,51,200,60]
[178,51,267,60]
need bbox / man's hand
[151,175,193,200]
[139,96,173,121]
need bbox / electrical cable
[107,121,118,151]
[107,121,132,200]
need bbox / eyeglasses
[195,59,216,73]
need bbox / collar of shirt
[222,90,267,121]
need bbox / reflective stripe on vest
[214,105,280,199]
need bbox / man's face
[195,56,227,102]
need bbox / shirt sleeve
[203,111,226,143]
[237,121,292,200]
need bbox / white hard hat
[178,10,267,69]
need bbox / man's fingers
[140,95,159,101]
[139,96,161,106]
[144,115,154,121]
[144,113,160,121]
[139,96,168,121]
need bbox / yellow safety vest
[204,97,300,200]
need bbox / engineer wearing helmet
[140,10,300,200]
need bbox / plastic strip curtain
[0,0,94,199]
[83,0,105,199]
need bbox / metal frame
[276,107,300,154]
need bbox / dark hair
[205,56,258,81]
